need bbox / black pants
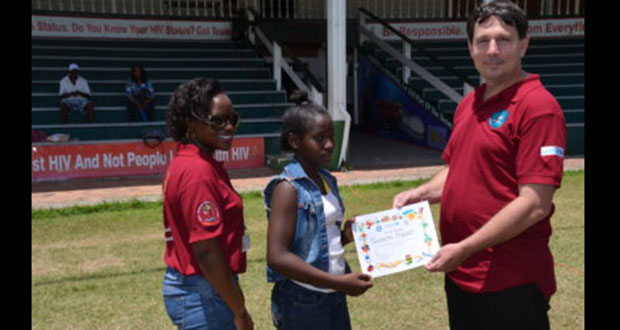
[445,276,550,330]
[127,102,154,122]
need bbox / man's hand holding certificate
[351,201,440,278]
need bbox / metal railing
[355,7,475,129]
[244,7,324,106]
[33,0,584,20]
[33,0,257,18]
[449,0,584,19]
[359,7,474,103]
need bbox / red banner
[32,138,264,182]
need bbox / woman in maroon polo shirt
[161,78,253,330]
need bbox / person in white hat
[59,63,95,123]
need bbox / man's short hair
[467,0,528,41]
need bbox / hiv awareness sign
[31,138,264,182]
[366,17,584,40]
[32,15,232,40]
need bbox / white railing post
[359,10,367,45]
[247,9,256,45]
[270,0,274,18]
[574,0,580,15]
[353,46,359,126]
[310,86,324,107]
[402,42,411,84]
[273,42,282,91]
[327,0,350,169]
[463,83,474,96]
[416,0,421,19]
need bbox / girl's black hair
[289,90,310,105]
[166,78,224,143]
[280,103,331,152]
[130,65,148,82]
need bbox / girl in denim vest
[264,102,373,330]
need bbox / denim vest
[263,160,348,284]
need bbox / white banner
[367,17,584,41]
[32,15,232,40]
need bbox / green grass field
[32,170,584,329]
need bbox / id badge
[242,233,251,252]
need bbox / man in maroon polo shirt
[393,1,566,329]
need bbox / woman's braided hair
[166,78,224,143]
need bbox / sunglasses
[191,110,241,130]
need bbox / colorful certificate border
[352,201,440,277]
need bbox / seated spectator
[59,63,95,123]
[126,65,155,122]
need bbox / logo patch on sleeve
[540,146,565,158]
[196,201,221,226]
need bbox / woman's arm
[191,239,253,330]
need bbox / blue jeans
[271,280,352,330]
[162,267,238,330]
[61,97,89,113]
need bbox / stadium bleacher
[31,38,293,155]
[360,37,585,155]
[32,35,584,159]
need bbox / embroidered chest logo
[197,201,221,226]
[489,109,509,129]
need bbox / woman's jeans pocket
[162,267,236,330]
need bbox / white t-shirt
[59,75,91,100]
[292,189,346,293]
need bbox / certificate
[351,201,440,278]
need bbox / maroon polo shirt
[441,74,566,299]
[162,143,246,275]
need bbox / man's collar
[475,73,540,106]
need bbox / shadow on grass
[33,266,168,287]
[33,256,270,287]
